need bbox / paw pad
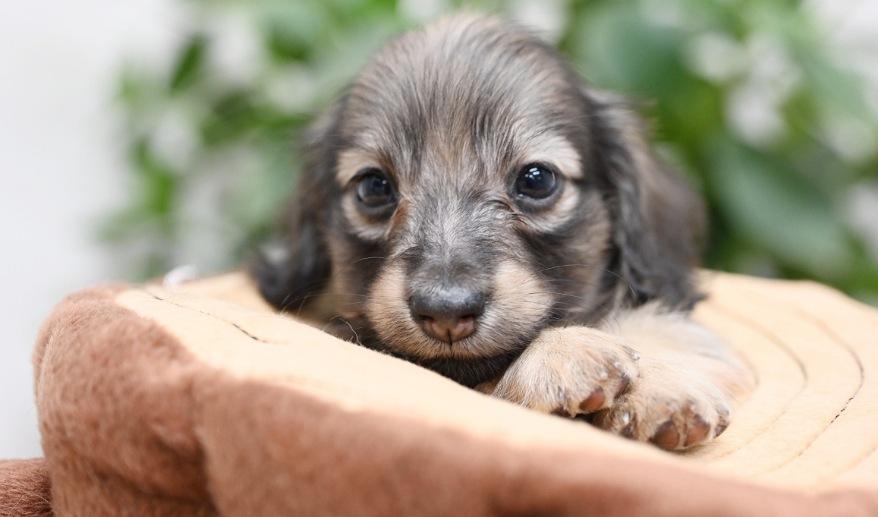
[650,420,681,450]
[579,387,606,412]
[684,414,711,447]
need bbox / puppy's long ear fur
[589,91,705,311]
[251,101,343,312]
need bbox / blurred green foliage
[110,0,878,301]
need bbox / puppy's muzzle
[409,284,486,343]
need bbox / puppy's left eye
[355,168,397,210]
[515,163,559,200]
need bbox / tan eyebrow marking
[523,134,583,179]
[336,149,382,186]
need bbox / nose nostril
[415,313,477,343]
[450,315,476,341]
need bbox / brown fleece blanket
[4,272,878,516]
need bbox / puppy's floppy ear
[588,90,706,310]
[251,100,344,312]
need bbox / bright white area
[0,0,179,458]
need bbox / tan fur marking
[517,185,581,234]
[336,149,382,186]
[340,196,389,242]
[523,134,583,179]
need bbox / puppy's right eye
[515,163,559,200]
[355,169,397,210]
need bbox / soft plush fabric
[5,272,878,516]
[0,459,51,517]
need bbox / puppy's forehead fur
[336,14,587,185]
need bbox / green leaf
[169,34,209,93]
[708,138,854,280]
[570,2,688,96]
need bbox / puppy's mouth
[370,308,548,387]
[336,310,542,388]
[364,260,553,386]
[392,346,530,388]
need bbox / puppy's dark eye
[355,169,396,209]
[515,163,558,200]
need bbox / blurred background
[1,0,876,457]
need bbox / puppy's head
[256,14,704,386]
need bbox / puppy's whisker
[538,263,597,273]
[351,255,387,265]
[323,316,363,346]
[598,267,639,301]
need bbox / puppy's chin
[393,348,528,388]
[357,322,542,387]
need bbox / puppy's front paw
[493,327,639,417]
[591,364,732,450]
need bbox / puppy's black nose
[409,287,485,343]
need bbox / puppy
[254,14,753,450]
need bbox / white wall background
[0,0,875,459]
[0,0,178,458]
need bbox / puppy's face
[257,15,703,387]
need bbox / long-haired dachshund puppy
[254,14,753,450]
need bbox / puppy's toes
[592,377,732,451]
[646,402,729,450]
[570,353,636,415]
[493,327,639,417]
